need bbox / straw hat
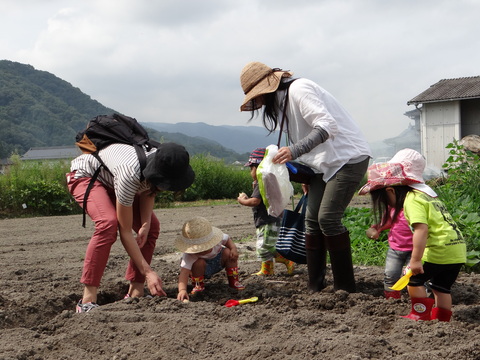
[240,61,293,111]
[358,148,437,197]
[175,217,224,254]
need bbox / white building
[407,76,480,170]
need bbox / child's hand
[366,227,379,240]
[177,289,189,302]
[301,184,309,195]
[237,192,248,202]
[408,260,424,276]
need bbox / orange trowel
[389,268,413,291]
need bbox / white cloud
[1,0,480,143]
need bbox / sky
[2,0,480,143]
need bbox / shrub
[344,207,389,266]
[182,155,251,201]
[0,157,78,217]
[433,140,480,272]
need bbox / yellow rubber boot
[252,260,274,276]
[275,254,295,275]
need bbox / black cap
[143,143,195,191]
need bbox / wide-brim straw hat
[240,61,293,112]
[358,148,437,197]
[175,216,224,254]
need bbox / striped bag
[276,195,307,264]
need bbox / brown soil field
[0,200,479,360]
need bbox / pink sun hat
[358,148,437,197]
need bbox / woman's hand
[136,223,150,248]
[145,271,167,297]
[273,147,292,164]
[136,193,154,248]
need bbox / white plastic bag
[257,145,294,217]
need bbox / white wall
[420,101,461,170]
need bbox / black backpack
[75,113,160,227]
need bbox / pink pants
[66,172,160,287]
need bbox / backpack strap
[81,153,110,228]
[134,144,147,181]
[81,166,101,228]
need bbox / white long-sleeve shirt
[278,78,371,181]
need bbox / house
[21,146,82,161]
[407,76,480,171]
[0,158,13,175]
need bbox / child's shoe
[226,267,245,290]
[275,254,295,275]
[190,275,205,294]
[252,260,274,276]
[431,307,452,322]
[401,297,435,321]
[384,290,401,299]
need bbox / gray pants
[384,247,412,291]
[305,158,369,236]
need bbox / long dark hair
[371,185,412,228]
[247,78,296,134]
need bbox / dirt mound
[0,203,479,360]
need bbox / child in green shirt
[359,148,466,322]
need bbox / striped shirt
[71,143,157,206]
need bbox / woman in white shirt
[239,62,371,293]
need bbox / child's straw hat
[175,217,223,254]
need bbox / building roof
[407,76,480,105]
[21,146,82,160]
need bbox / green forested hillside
[0,60,115,158]
[0,60,245,162]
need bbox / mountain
[0,59,416,164]
[0,60,252,162]
[144,122,277,155]
[0,60,116,158]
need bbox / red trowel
[225,296,258,307]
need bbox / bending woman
[67,142,194,312]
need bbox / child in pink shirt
[367,207,413,299]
